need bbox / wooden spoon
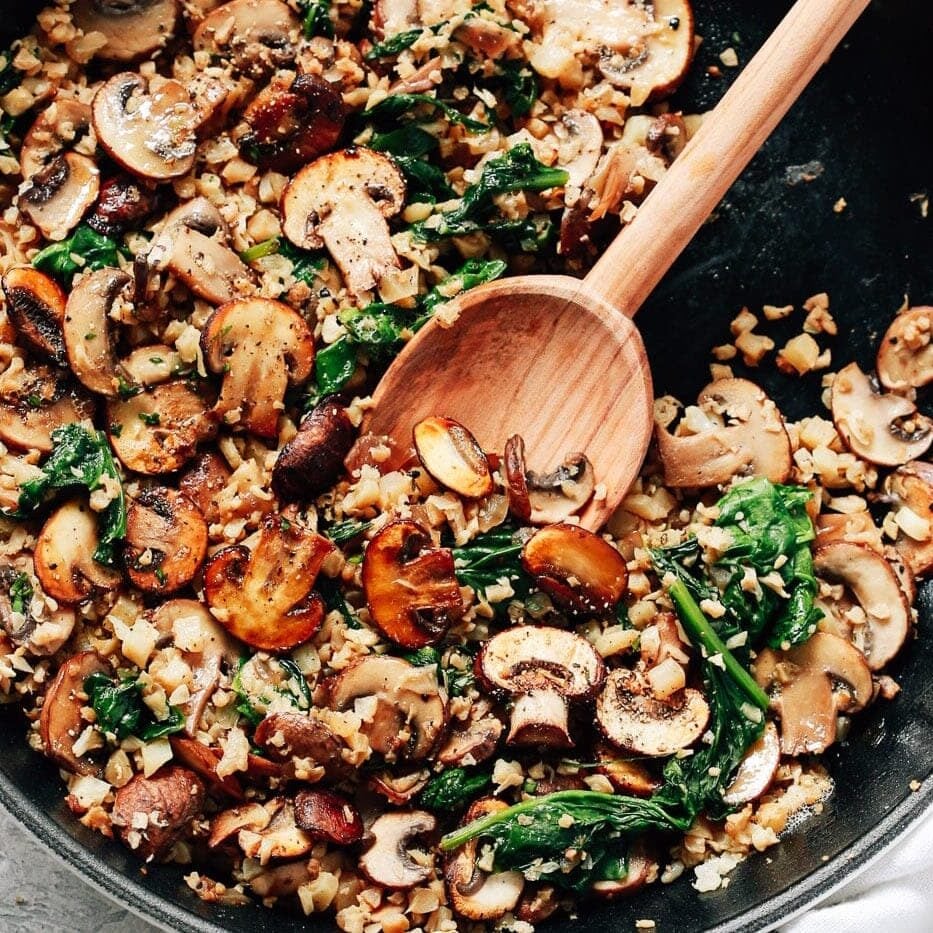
[364,0,870,529]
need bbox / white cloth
[781,806,933,933]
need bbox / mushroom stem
[318,197,398,297]
[507,689,570,747]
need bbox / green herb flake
[138,412,160,426]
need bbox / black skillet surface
[2,2,933,931]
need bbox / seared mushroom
[877,306,933,390]
[595,744,661,797]
[1,267,67,364]
[236,798,315,864]
[20,99,93,179]
[238,73,345,173]
[438,699,504,767]
[39,651,108,776]
[19,153,100,242]
[71,0,180,62]
[359,811,437,890]
[656,378,793,487]
[33,499,122,604]
[179,450,231,525]
[412,416,494,499]
[272,399,355,501]
[254,711,350,779]
[721,721,780,806]
[521,523,627,613]
[590,839,657,898]
[281,148,406,298]
[0,363,94,453]
[556,109,603,204]
[813,541,910,670]
[477,625,605,748]
[815,509,882,552]
[327,655,448,761]
[106,379,217,475]
[204,512,332,650]
[753,631,873,755]
[596,667,709,757]
[120,345,183,387]
[209,799,276,848]
[193,0,300,79]
[201,298,314,438]
[369,769,431,805]
[294,789,363,845]
[445,798,524,921]
[504,434,595,524]
[362,520,463,648]
[168,736,245,799]
[112,766,205,860]
[883,461,933,575]
[88,173,159,237]
[831,362,933,466]
[124,487,208,593]
[92,72,199,180]
[0,562,76,656]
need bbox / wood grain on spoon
[364,0,871,530]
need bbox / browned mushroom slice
[253,712,350,779]
[293,790,363,845]
[113,766,206,861]
[93,73,199,180]
[412,416,494,499]
[238,73,345,174]
[753,631,873,755]
[209,799,276,848]
[721,721,780,806]
[0,364,94,453]
[368,769,431,805]
[203,512,332,651]
[516,885,560,923]
[281,148,406,298]
[20,99,93,179]
[877,306,933,390]
[193,0,300,79]
[106,380,217,475]
[237,798,315,864]
[179,450,231,525]
[201,298,314,438]
[33,500,122,604]
[272,400,356,501]
[124,487,208,593]
[831,362,933,466]
[63,267,133,397]
[883,461,933,575]
[19,153,100,242]
[504,435,595,524]
[168,736,245,800]
[359,811,437,890]
[656,378,793,487]
[362,520,463,648]
[1,267,67,364]
[521,522,627,613]
[121,345,183,387]
[88,173,159,237]
[327,655,448,761]
[445,798,524,921]
[0,561,76,656]
[812,541,910,670]
[596,667,709,757]
[71,0,181,62]
[438,701,504,767]
[595,743,661,797]
[815,510,882,552]
[477,626,605,748]
[39,651,108,777]
[590,839,657,898]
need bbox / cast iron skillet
[2,2,932,931]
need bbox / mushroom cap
[359,810,437,890]
[884,461,933,575]
[1,266,68,364]
[596,667,710,757]
[293,789,364,845]
[168,736,245,800]
[71,0,181,62]
[179,451,232,524]
[19,152,100,242]
[413,416,495,499]
[721,721,780,806]
[236,798,315,864]
[555,109,603,199]
[254,711,350,779]
[20,99,93,179]
[655,377,793,487]
[876,306,933,390]
[831,362,933,466]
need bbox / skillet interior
[1,1,932,930]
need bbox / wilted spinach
[363,92,489,133]
[84,672,185,742]
[451,521,527,599]
[420,767,492,812]
[365,28,422,59]
[32,224,126,288]
[8,572,32,615]
[369,125,454,201]
[298,0,333,37]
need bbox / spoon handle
[584,0,870,316]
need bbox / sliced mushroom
[445,798,524,921]
[272,400,356,501]
[815,509,882,552]
[281,148,406,298]
[254,712,350,780]
[92,72,199,180]
[877,306,933,390]
[124,487,208,593]
[438,702,504,767]
[0,363,94,453]
[721,721,781,806]
[477,625,605,748]
[368,768,431,805]
[113,766,206,860]
[521,523,627,614]
[516,885,560,924]
[20,99,93,179]
[209,799,275,849]
[88,173,159,237]
[327,655,448,761]
[121,345,183,387]
[362,520,463,648]
[106,379,217,475]
[204,512,332,650]
[33,499,122,604]
[238,73,345,173]
[63,267,133,398]
[831,362,933,466]
[412,416,494,499]
[753,631,873,756]
[1,267,67,364]
[237,798,315,864]
[193,0,300,79]
[595,744,661,797]
[71,0,180,62]
[590,839,657,898]
[504,435,595,524]
[596,667,709,757]
[883,461,933,575]
[0,561,76,656]
[294,790,363,845]
[201,298,314,438]
[556,109,603,206]
[359,811,437,890]
[39,651,108,777]
[813,541,910,670]
[656,378,793,487]
[179,450,231,525]
[168,736,245,799]
[19,152,100,242]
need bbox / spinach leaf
[9,572,32,615]
[0,46,20,96]
[369,125,454,201]
[233,656,312,727]
[366,28,422,59]
[298,0,333,38]
[324,518,372,544]
[84,672,185,741]
[317,574,360,629]
[278,239,326,285]
[32,224,127,288]
[451,521,526,599]
[498,61,538,117]
[403,646,441,667]
[420,767,492,812]
[16,424,126,566]
[363,93,489,133]
[312,337,359,399]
